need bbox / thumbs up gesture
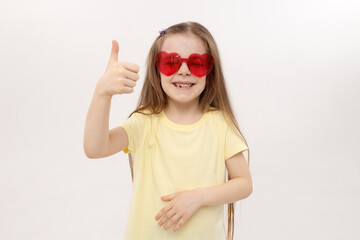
[95,40,140,97]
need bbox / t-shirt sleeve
[224,123,248,161]
[119,112,146,154]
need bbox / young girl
[84,21,252,240]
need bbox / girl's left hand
[154,188,204,232]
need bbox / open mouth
[173,83,195,88]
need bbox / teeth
[174,83,193,88]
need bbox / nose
[177,61,191,76]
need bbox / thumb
[162,193,175,199]
[108,39,119,64]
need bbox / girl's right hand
[95,40,140,97]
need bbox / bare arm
[83,90,112,158]
[83,89,129,158]
[83,40,139,159]
[200,151,253,206]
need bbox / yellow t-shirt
[119,108,248,240]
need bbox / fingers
[119,86,134,94]
[155,206,167,222]
[163,211,180,230]
[107,39,140,74]
[121,67,140,81]
[108,40,119,64]
[158,207,177,227]
[172,217,185,232]
[121,61,140,74]
[122,78,136,88]
[97,40,141,96]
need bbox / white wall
[0,0,359,239]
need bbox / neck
[164,99,204,124]
[165,98,202,115]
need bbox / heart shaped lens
[155,51,214,77]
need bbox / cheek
[160,73,171,82]
[160,76,173,89]
[199,77,207,86]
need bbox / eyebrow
[162,51,207,57]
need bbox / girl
[84,21,252,240]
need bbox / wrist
[94,88,112,100]
[196,187,208,207]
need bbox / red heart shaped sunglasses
[155,51,215,78]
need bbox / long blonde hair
[126,21,250,240]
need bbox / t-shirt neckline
[160,109,208,130]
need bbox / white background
[0,0,359,239]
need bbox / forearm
[199,178,253,207]
[83,88,112,158]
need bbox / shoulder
[207,109,234,135]
[130,108,153,119]
[127,108,160,129]
[204,109,227,131]
[206,108,225,122]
